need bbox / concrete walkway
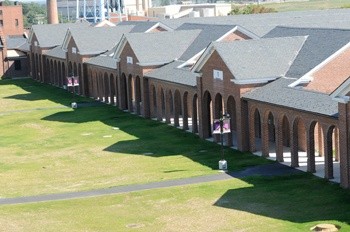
[0,163,302,205]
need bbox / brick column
[239,100,249,151]
[290,124,299,167]
[182,98,189,131]
[338,102,350,188]
[306,124,316,173]
[323,124,334,180]
[141,78,150,118]
[261,120,269,157]
[275,118,284,162]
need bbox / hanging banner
[213,119,231,134]
[73,76,79,86]
[66,77,73,87]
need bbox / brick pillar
[192,95,198,134]
[141,78,150,118]
[127,77,133,112]
[165,91,171,124]
[338,102,350,188]
[323,124,334,180]
[238,100,249,151]
[261,120,269,157]
[182,98,189,131]
[290,124,299,167]
[156,89,162,121]
[248,107,256,153]
[275,119,284,162]
[306,124,316,173]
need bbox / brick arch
[249,107,262,153]
[158,86,166,121]
[261,110,276,157]
[135,76,141,115]
[49,59,54,84]
[62,63,66,87]
[87,68,93,97]
[165,89,174,124]
[120,73,128,109]
[174,89,182,127]
[202,90,212,138]
[54,60,58,86]
[226,95,236,147]
[192,93,198,133]
[324,124,338,180]
[78,64,83,95]
[127,74,134,112]
[150,84,157,118]
[104,72,109,103]
[182,91,189,131]
[306,120,319,173]
[110,73,116,105]
[290,117,307,167]
[35,54,39,80]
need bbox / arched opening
[135,76,141,115]
[120,73,128,110]
[202,91,212,138]
[50,60,54,84]
[110,74,116,105]
[325,125,338,180]
[150,84,157,118]
[192,94,199,133]
[54,60,58,86]
[182,92,189,131]
[128,75,133,112]
[78,64,83,95]
[166,89,174,124]
[226,96,237,147]
[214,93,224,142]
[174,89,182,127]
[290,117,306,167]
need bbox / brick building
[0,2,28,78]
[28,9,350,188]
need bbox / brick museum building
[27,9,350,189]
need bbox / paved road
[0,163,302,205]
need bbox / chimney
[47,0,59,24]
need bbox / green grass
[261,0,350,12]
[0,79,269,197]
[1,174,350,231]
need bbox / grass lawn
[262,0,350,12]
[1,174,350,231]
[0,78,269,197]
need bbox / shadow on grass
[1,78,270,172]
[214,174,350,225]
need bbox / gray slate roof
[146,61,197,86]
[69,25,134,55]
[243,77,338,117]
[45,46,66,59]
[212,36,307,81]
[85,55,117,69]
[6,35,27,49]
[175,23,236,61]
[117,20,159,33]
[263,27,350,78]
[31,22,90,48]
[161,9,350,37]
[124,30,201,64]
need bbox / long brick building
[28,9,350,189]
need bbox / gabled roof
[85,54,117,69]
[263,26,350,78]
[117,20,172,33]
[193,36,306,84]
[243,77,339,117]
[6,35,27,49]
[114,30,202,66]
[29,22,90,48]
[175,23,238,61]
[146,61,197,87]
[45,46,66,59]
[161,9,350,37]
[62,25,134,55]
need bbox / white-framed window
[72,47,77,54]
[34,41,38,46]
[213,69,223,80]
[127,56,133,64]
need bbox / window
[0,20,3,27]
[0,10,3,15]
[213,69,223,80]
[72,47,76,53]
[127,56,133,64]
[15,19,18,27]
[14,60,21,70]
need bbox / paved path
[0,163,302,205]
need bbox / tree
[22,2,47,27]
[229,4,276,15]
